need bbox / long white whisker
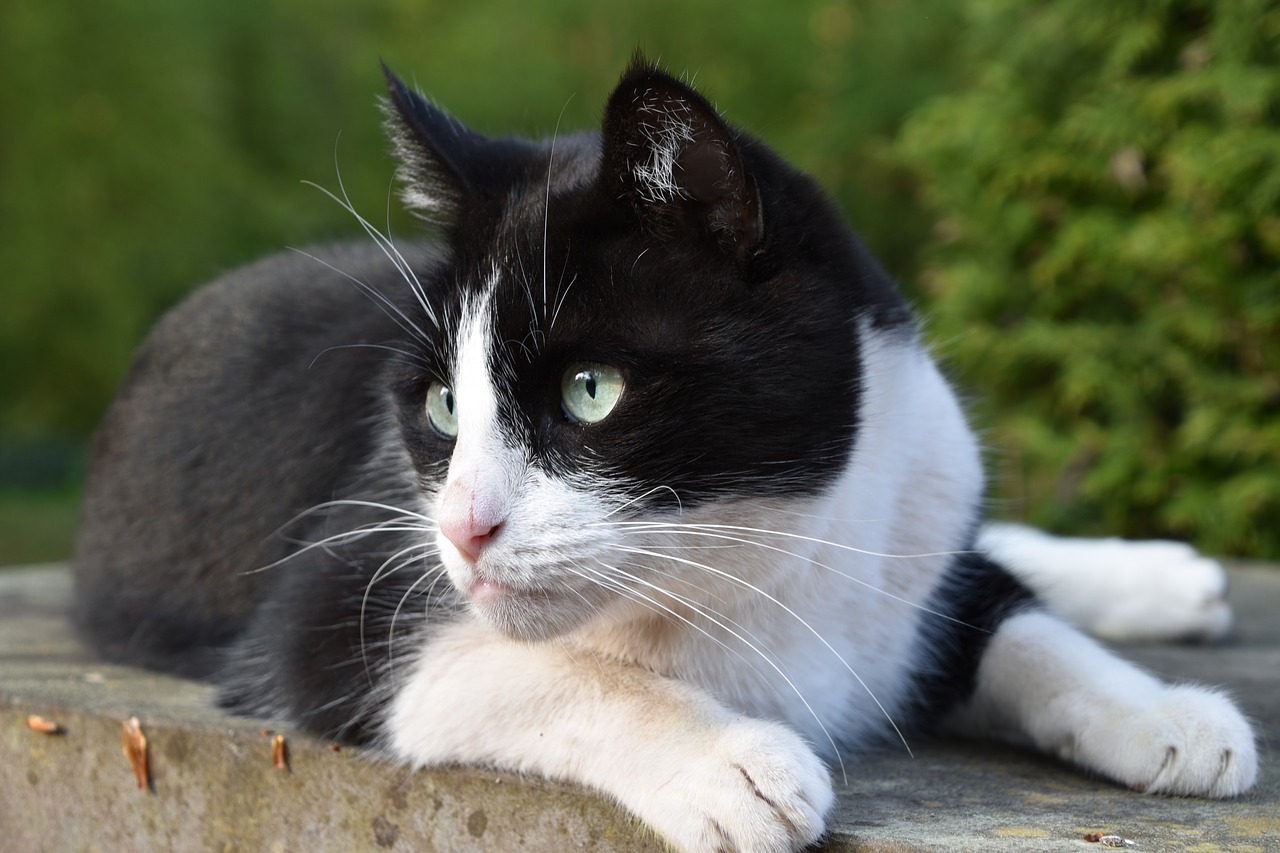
[288,247,430,346]
[330,153,430,318]
[386,560,448,675]
[605,522,975,630]
[601,485,683,519]
[303,170,438,330]
[241,499,436,576]
[307,342,431,369]
[614,543,913,758]
[603,520,973,562]
[579,560,850,780]
[542,95,574,323]
[361,543,440,678]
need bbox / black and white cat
[73,59,1256,853]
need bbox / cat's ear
[601,57,764,261]
[381,63,494,226]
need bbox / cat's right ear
[381,63,490,227]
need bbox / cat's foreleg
[978,522,1232,642]
[385,620,833,853]
[948,608,1257,798]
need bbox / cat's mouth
[469,576,547,604]
[462,569,599,641]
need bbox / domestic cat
[73,58,1256,853]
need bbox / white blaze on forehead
[441,284,525,533]
[452,294,499,447]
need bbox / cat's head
[379,58,911,641]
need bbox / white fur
[949,610,1257,797]
[392,324,988,851]
[979,522,1233,641]
[387,620,832,853]
[389,315,1256,853]
[631,91,696,204]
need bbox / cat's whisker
[288,247,432,347]
[302,171,438,332]
[385,558,449,676]
[602,519,975,563]
[300,498,437,524]
[329,153,436,328]
[577,560,850,781]
[601,485,683,519]
[509,247,541,338]
[581,560,784,683]
[360,540,441,677]
[242,498,437,576]
[548,270,577,333]
[308,342,432,370]
[612,543,913,758]
[541,95,573,325]
[602,521,978,631]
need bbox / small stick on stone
[121,717,149,791]
[26,715,64,735]
[272,734,289,771]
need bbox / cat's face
[382,61,910,641]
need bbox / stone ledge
[2,564,1276,852]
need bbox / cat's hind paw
[648,719,832,853]
[980,523,1233,642]
[1066,684,1257,799]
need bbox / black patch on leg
[903,546,1041,729]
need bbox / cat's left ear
[601,59,764,262]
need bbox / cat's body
[73,61,1256,852]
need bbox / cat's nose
[440,514,501,563]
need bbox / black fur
[905,538,1041,731]
[73,59,1030,747]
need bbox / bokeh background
[2,0,1277,564]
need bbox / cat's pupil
[584,377,597,399]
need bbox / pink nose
[440,514,501,563]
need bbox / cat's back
[73,240,440,676]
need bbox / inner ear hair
[601,58,764,259]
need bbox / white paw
[981,524,1233,641]
[1065,685,1257,798]
[648,719,833,853]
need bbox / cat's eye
[561,363,624,425]
[426,381,458,438]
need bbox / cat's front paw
[1066,685,1257,798]
[649,719,833,853]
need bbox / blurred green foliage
[899,0,1280,557]
[0,0,1275,561]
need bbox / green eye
[561,362,624,424]
[426,381,458,438]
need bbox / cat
[72,58,1257,853]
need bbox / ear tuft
[601,57,763,259]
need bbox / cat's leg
[948,608,1257,798]
[385,619,833,853]
[978,522,1232,642]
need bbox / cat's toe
[1142,687,1258,797]
[1071,685,1257,798]
[653,720,832,853]
[1090,542,1232,642]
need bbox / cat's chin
[463,575,593,642]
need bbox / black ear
[601,57,764,260]
[381,63,493,226]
